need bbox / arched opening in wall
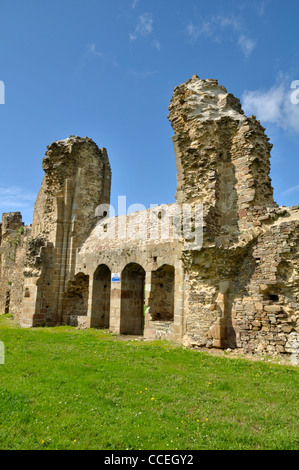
[262,260,294,304]
[262,284,282,303]
[5,291,10,314]
[149,265,175,321]
[24,288,30,298]
[120,263,145,335]
[63,272,89,326]
[91,264,111,328]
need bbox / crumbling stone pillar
[168,75,298,351]
[172,261,185,341]
[0,212,27,318]
[109,275,122,334]
[20,136,111,327]
[168,75,277,246]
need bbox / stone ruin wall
[168,76,277,243]
[77,207,184,339]
[20,136,111,328]
[0,212,29,318]
[0,75,298,362]
[181,213,299,358]
[168,76,299,360]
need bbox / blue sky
[0,0,299,224]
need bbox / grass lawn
[0,314,298,450]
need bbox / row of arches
[63,263,175,335]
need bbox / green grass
[0,314,298,450]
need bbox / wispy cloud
[131,0,139,8]
[127,69,157,80]
[87,42,118,67]
[0,186,36,209]
[186,15,256,58]
[152,40,161,51]
[130,12,153,41]
[279,184,299,196]
[88,43,105,58]
[130,12,160,50]
[186,21,213,43]
[256,0,272,17]
[76,42,118,72]
[242,78,299,133]
[238,34,256,58]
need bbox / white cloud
[152,40,161,51]
[256,0,272,17]
[88,43,104,58]
[186,15,256,58]
[186,22,197,41]
[216,15,241,31]
[0,186,36,209]
[186,21,212,43]
[280,184,299,196]
[129,12,160,50]
[130,13,153,41]
[242,85,285,123]
[242,80,299,133]
[131,0,139,8]
[85,42,118,67]
[129,33,137,41]
[238,35,256,58]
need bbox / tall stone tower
[168,76,289,350]
[168,75,277,247]
[20,136,111,327]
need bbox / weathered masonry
[1,76,298,362]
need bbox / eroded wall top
[31,135,111,247]
[168,75,277,245]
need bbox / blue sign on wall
[111,273,121,283]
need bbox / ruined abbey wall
[21,136,111,327]
[182,208,299,355]
[168,76,299,359]
[0,212,28,318]
[0,76,298,362]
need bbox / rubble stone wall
[20,136,111,327]
[0,212,28,318]
[168,75,298,358]
[182,211,299,356]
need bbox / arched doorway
[91,264,111,328]
[149,265,175,321]
[120,263,145,335]
[63,272,89,326]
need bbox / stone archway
[63,272,89,326]
[91,264,111,328]
[5,290,10,314]
[120,263,145,335]
[149,264,175,321]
